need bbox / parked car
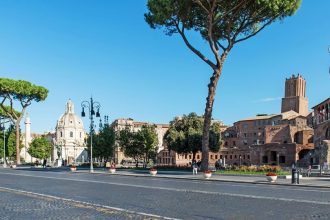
[310,165,325,175]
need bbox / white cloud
[253,97,282,103]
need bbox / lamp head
[81,108,86,117]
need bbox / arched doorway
[298,149,310,160]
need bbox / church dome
[56,100,84,129]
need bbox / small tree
[0,125,17,161]
[117,127,143,167]
[28,137,52,161]
[138,125,159,167]
[90,124,116,162]
[164,112,222,161]
[117,125,158,168]
[145,0,301,170]
[0,78,48,164]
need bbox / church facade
[54,100,87,165]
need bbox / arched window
[294,132,299,143]
[60,131,62,137]
[70,131,73,138]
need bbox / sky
[0,0,329,133]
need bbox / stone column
[24,114,31,163]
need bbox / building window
[80,132,82,138]
[262,156,268,163]
[225,155,228,159]
[234,155,237,159]
[233,141,236,146]
[279,156,286,163]
[210,155,213,159]
[189,155,192,159]
[60,131,62,137]
[197,155,200,159]
[308,136,313,143]
[220,155,223,159]
[247,155,250,159]
[185,154,187,159]
[230,155,232,159]
[224,141,228,146]
[70,131,73,138]
[271,151,277,161]
[215,155,218,160]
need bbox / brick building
[312,97,330,168]
[220,74,314,167]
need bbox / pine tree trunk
[201,53,228,171]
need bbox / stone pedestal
[56,159,63,167]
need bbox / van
[310,165,325,174]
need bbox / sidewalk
[77,169,330,189]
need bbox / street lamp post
[0,117,10,168]
[81,97,101,173]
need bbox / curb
[74,170,330,189]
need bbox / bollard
[291,168,299,184]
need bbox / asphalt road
[0,168,330,220]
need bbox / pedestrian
[42,159,47,168]
[192,161,198,175]
[307,165,311,177]
[197,160,201,171]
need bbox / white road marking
[0,186,180,220]
[1,171,330,206]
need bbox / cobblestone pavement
[0,187,171,220]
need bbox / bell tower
[281,74,308,116]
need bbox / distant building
[312,97,330,168]
[111,118,169,165]
[281,74,308,116]
[54,100,87,165]
[220,74,314,167]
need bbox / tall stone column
[24,113,31,163]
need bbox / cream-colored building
[54,100,87,165]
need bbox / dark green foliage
[0,125,17,159]
[117,125,159,167]
[86,124,116,160]
[28,137,52,160]
[145,0,301,45]
[0,77,49,164]
[164,113,222,159]
[145,0,301,170]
